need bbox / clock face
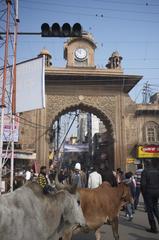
[74,48,87,60]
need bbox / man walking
[100,166,117,187]
[141,159,159,233]
[134,163,143,209]
[72,163,82,188]
[88,165,102,189]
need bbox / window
[143,122,159,143]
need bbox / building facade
[17,33,159,171]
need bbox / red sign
[142,146,159,153]
[138,145,159,158]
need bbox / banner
[0,56,45,114]
[64,143,89,153]
[16,57,45,113]
[138,145,159,158]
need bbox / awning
[2,151,36,160]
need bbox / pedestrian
[100,166,117,187]
[37,166,54,194]
[25,167,32,181]
[71,163,82,188]
[58,168,66,183]
[88,165,102,189]
[134,163,143,209]
[141,159,159,233]
[80,167,87,188]
[48,168,56,185]
[116,168,124,184]
[123,171,136,221]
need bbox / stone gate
[18,34,142,170]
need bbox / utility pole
[0,0,11,195]
[87,112,92,165]
[0,0,19,194]
[10,0,19,192]
[142,81,151,104]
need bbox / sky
[1,0,159,104]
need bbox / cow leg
[95,228,101,240]
[111,217,119,240]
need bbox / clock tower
[64,33,96,68]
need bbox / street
[73,201,159,240]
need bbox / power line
[16,114,49,129]
[0,85,49,130]
[20,6,159,23]
[16,39,159,44]
[24,0,159,8]
[21,0,159,16]
[92,0,159,7]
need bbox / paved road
[72,203,159,240]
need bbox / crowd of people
[22,159,159,234]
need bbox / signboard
[138,145,159,158]
[126,158,135,164]
[0,115,19,142]
[16,57,45,112]
[0,56,45,114]
[64,143,89,153]
[2,151,36,159]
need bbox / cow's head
[62,190,86,228]
[55,172,86,230]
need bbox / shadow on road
[119,216,146,231]
[129,233,158,240]
[72,231,96,240]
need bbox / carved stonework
[46,95,116,129]
[125,114,138,143]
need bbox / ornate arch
[46,95,116,138]
[45,94,116,169]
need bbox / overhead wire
[20,6,159,23]
[0,83,49,130]
[20,0,159,16]
[92,0,159,7]
[134,88,143,102]
[0,1,158,130]
[20,0,159,8]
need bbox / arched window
[143,121,159,143]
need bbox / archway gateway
[31,66,142,170]
[19,35,142,171]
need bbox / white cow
[0,182,86,240]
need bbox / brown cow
[56,178,132,240]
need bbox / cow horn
[55,172,66,190]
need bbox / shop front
[2,151,38,193]
[137,145,159,168]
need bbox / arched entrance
[48,102,115,170]
[18,34,142,174]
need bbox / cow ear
[55,172,65,190]
[75,191,80,202]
